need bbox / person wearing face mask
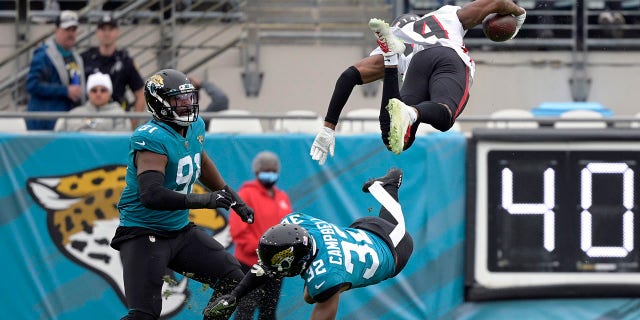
[229,151,292,320]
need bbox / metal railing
[4,0,640,113]
[410,0,640,51]
[3,111,640,133]
[0,0,247,111]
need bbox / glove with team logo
[310,126,335,165]
[185,191,233,210]
[223,185,254,224]
[203,294,237,317]
[511,10,527,39]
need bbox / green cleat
[386,98,413,155]
[369,18,405,56]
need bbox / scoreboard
[466,129,640,301]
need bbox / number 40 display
[500,162,634,258]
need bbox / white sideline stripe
[367,182,405,247]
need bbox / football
[482,13,517,42]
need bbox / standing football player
[112,69,254,320]
[204,167,413,320]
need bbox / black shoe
[362,167,403,193]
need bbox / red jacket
[229,180,292,266]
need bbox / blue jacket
[26,38,85,130]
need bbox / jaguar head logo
[26,165,230,317]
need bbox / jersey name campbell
[281,213,395,300]
[117,117,206,230]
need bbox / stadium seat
[587,1,606,10]
[208,109,263,133]
[454,0,471,6]
[409,0,441,10]
[274,110,322,133]
[338,108,380,134]
[487,108,539,129]
[554,0,573,9]
[0,117,27,133]
[517,0,536,10]
[622,0,640,10]
[629,112,640,128]
[553,109,607,129]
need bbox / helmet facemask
[164,90,199,126]
[145,70,200,126]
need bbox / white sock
[383,54,398,66]
[407,107,418,124]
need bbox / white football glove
[510,10,526,39]
[310,126,335,165]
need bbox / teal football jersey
[118,118,207,231]
[281,212,396,301]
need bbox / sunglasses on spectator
[90,87,109,93]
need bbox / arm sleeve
[324,66,363,125]
[138,170,188,210]
[139,170,218,210]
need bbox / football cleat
[362,167,403,193]
[386,98,413,155]
[369,18,405,56]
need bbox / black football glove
[233,203,255,224]
[185,191,233,210]
[222,185,255,223]
[203,294,237,317]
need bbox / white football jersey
[392,5,475,80]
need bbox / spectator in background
[229,151,292,320]
[81,14,146,127]
[26,10,85,130]
[188,75,229,131]
[599,1,626,38]
[55,72,131,131]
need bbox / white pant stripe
[367,182,405,247]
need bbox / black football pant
[119,227,244,320]
[380,46,471,150]
[350,176,413,277]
